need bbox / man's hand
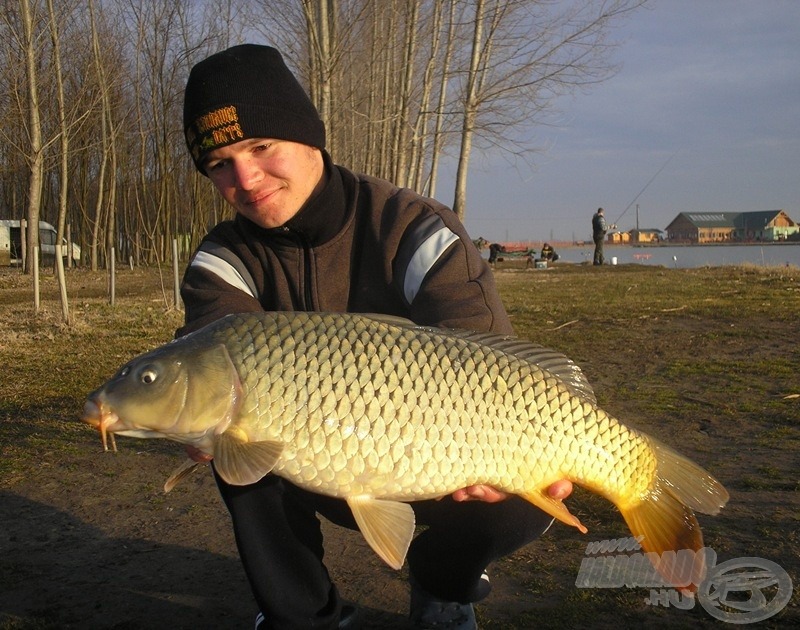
[185,444,213,463]
[452,479,573,503]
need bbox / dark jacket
[178,153,512,337]
[592,212,607,238]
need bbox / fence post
[109,247,116,306]
[21,219,27,271]
[172,239,181,310]
[55,244,70,323]
[66,223,73,269]
[33,246,39,312]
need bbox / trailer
[0,219,81,266]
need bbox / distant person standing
[524,248,537,269]
[488,242,503,267]
[592,208,614,265]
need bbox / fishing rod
[612,151,678,226]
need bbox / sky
[442,0,800,244]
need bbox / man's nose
[232,157,262,190]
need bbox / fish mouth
[82,398,119,452]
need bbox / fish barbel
[82,311,728,588]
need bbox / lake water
[548,243,800,269]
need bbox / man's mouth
[242,187,279,207]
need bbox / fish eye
[140,368,158,385]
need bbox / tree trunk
[453,0,487,221]
[20,0,44,275]
[89,0,109,271]
[391,0,419,188]
[426,0,457,199]
[46,0,70,321]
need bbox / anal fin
[347,496,416,570]
[520,489,588,534]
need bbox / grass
[1,261,799,628]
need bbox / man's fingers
[452,485,508,503]
[452,480,573,504]
[547,479,573,501]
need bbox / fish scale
[210,312,654,504]
[83,310,728,585]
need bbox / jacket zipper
[281,227,314,310]
[301,236,314,310]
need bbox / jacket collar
[235,151,349,247]
[284,151,348,245]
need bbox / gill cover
[99,341,242,439]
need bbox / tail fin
[619,438,729,592]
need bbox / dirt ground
[1,264,798,629]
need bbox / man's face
[203,138,325,229]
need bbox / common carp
[82,311,728,588]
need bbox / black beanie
[183,44,326,173]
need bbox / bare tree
[46,0,72,319]
[250,0,644,223]
[125,0,192,264]
[301,0,335,145]
[18,0,46,273]
[86,0,112,270]
[388,0,420,188]
[450,0,645,220]
[408,0,445,193]
[425,0,458,198]
[0,0,646,279]
[265,0,370,163]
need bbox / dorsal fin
[447,331,597,405]
[361,313,417,327]
[363,313,597,405]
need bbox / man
[487,242,503,267]
[540,243,558,262]
[179,44,572,630]
[592,208,611,265]
[524,248,537,269]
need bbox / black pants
[215,470,554,630]
[593,234,604,265]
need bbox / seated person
[539,243,558,262]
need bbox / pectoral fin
[213,429,284,486]
[347,496,415,570]
[520,489,588,534]
[163,458,202,493]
